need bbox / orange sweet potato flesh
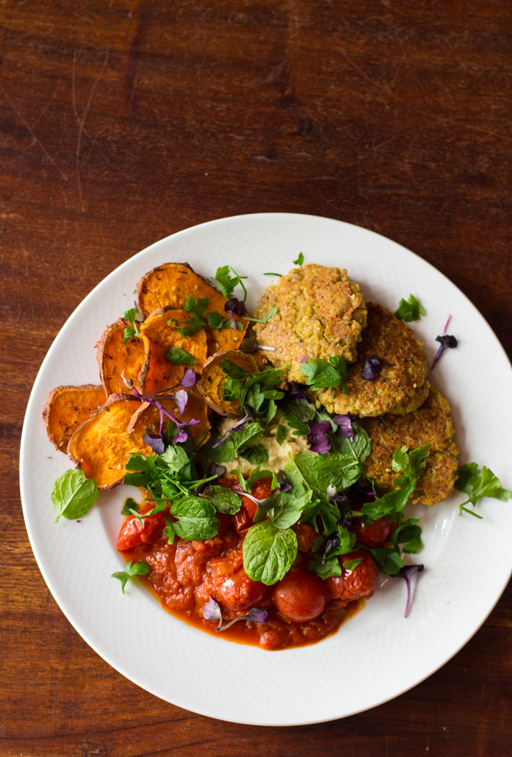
[136,262,247,357]
[68,391,210,490]
[196,350,260,416]
[139,308,208,394]
[43,384,107,453]
[96,319,146,396]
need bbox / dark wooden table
[2,1,511,754]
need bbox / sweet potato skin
[96,318,146,396]
[196,350,260,417]
[43,384,106,453]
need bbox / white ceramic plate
[20,213,512,726]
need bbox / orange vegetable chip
[96,319,146,396]
[68,391,210,490]
[196,350,260,417]
[136,262,247,356]
[43,384,107,453]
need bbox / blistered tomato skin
[117,511,165,550]
[274,570,328,622]
[354,516,396,547]
[326,550,379,602]
[215,567,271,613]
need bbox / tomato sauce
[119,477,373,651]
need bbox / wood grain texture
[1,0,511,754]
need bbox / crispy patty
[313,303,429,417]
[359,388,459,506]
[254,264,367,383]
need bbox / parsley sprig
[123,306,141,343]
[455,463,512,518]
[299,356,349,394]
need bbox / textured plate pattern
[20,213,512,726]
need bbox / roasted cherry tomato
[215,567,270,613]
[353,516,397,547]
[273,570,328,622]
[117,510,165,551]
[326,550,379,602]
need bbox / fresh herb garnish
[242,306,278,325]
[455,463,512,517]
[123,305,141,343]
[243,521,298,585]
[166,347,196,365]
[299,356,348,393]
[214,266,248,300]
[121,497,140,515]
[51,469,99,521]
[175,296,209,337]
[203,597,267,631]
[111,560,150,594]
[431,334,458,371]
[361,355,383,380]
[392,564,424,617]
[293,252,305,266]
[395,294,426,322]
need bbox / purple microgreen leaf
[392,564,424,618]
[143,431,165,455]
[431,333,458,371]
[172,388,188,415]
[288,381,308,400]
[307,420,332,454]
[211,408,255,448]
[443,315,452,334]
[179,367,197,388]
[333,414,355,442]
[277,474,292,493]
[241,336,258,353]
[361,355,383,380]
[203,597,222,628]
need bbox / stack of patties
[254,264,458,505]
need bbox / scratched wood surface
[1,0,511,754]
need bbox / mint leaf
[391,518,423,554]
[240,444,269,465]
[111,560,150,594]
[171,495,219,540]
[455,463,512,516]
[331,422,371,463]
[51,469,99,521]
[243,521,297,585]
[166,347,196,365]
[395,294,426,322]
[202,485,242,514]
[299,356,348,393]
[275,423,289,446]
[207,422,264,463]
[293,252,304,265]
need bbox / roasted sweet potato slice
[68,391,210,490]
[43,384,106,453]
[127,390,211,448]
[138,307,208,394]
[136,262,247,356]
[68,395,153,489]
[196,351,260,416]
[96,319,146,396]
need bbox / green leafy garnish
[242,306,278,325]
[207,422,265,463]
[240,444,269,465]
[202,485,242,514]
[395,295,426,322]
[175,296,209,337]
[123,307,141,343]
[166,347,196,365]
[243,521,298,585]
[455,463,512,517]
[51,469,99,521]
[299,356,348,394]
[293,252,305,266]
[362,445,429,522]
[171,495,219,539]
[111,560,150,594]
[121,497,140,515]
[214,265,248,300]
